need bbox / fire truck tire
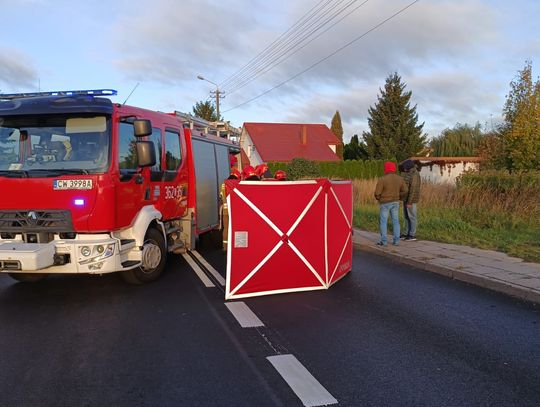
[8,273,48,283]
[121,228,166,284]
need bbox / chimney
[301,125,307,145]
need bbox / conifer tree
[192,100,220,122]
[362,73,426,161]
[343,134,367,160]
[330,110,344,159]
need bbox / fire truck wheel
[121,228,166,284]
[8,273,48,283]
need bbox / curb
[353,241,540,306]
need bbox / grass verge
[354,204,540,263]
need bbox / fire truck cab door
[115,121,153,229]
[156,128,188,220]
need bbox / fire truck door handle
[135,174,144,184]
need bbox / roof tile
[243,122,341,162]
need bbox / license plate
[53,179,93,190]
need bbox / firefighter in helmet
[242,165,260,181]
[274,170,287,181]
[255,163,272,179]
[228,168,242,180]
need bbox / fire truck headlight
[79,243,115,265]
[81,246,91,257]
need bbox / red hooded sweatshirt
[374,162,408,203]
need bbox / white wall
[239,128,263,167]
[417,161,480,184]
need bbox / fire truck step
[121,260,140,268]
[119,239,136,252]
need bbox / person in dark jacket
[374,162,408,246]
[401,159,421,241]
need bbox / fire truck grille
[0,210,73,233]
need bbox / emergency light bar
[0,89,118,100]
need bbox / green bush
[268,159,387,180]
[286,158,321,180]
[318,160,386,179]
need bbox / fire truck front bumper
[0,238,123,274]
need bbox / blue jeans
[379,201,400,245]
[404,203,417,237]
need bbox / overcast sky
[1,0,538,141]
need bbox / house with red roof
[239,122,341,167]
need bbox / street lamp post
[197,75,223,121]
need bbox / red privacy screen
[225,179,352,299]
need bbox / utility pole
[197,75,224,120]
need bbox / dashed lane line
[185,251,338,406]
[191,250,226,286]
[181,253,215,287]
[225,301,265,328]
[267,354,338,407]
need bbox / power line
[219,0,335,90]
[223,0,420,114]
[222,0,361,94]
[224,0,370,96]
[222,0,353,92]
[223,0,359,94]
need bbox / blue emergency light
[0,89,118,100]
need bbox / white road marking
[181,253,215,287]
[225,301,265,328]
[191,250,226,286]
[267,354,338,407]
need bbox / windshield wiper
[54,169,90,175]
[0,170,28,178]
[26,169,90,177]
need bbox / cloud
[214,0,503,127]
[0,47,38,90]
[223,0,499,95]
[98,0,533,140]
[110,0,278,85]
[409,72,506,135]
[280,68,507,142]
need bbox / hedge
[268,159,387,180]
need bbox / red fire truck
[0,89,237,283]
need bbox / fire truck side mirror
[133,119,152,137]
[136,141,156,167]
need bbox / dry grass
[353,178,540,262]
[352,179,540,221]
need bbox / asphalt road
[0,248,539,407]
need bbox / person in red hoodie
[374,162,408,246]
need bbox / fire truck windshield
[0,115,110,175]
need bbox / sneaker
[404,236,417,241]
[392,242,399,246]
[375,241,387,247]
[400,234,408,239]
